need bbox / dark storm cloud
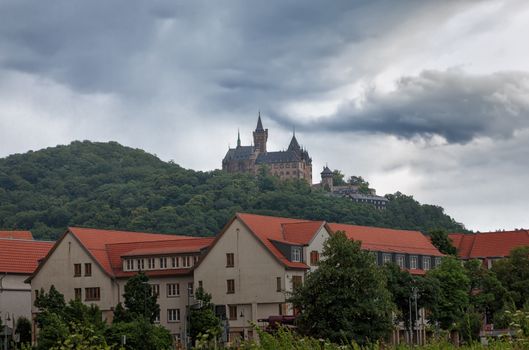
[0,1,455,108]
[282,70,529,143]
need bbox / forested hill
[0,141,466,240]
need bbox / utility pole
[413,287,419,345]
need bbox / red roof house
[449,230,529,268]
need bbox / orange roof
[107,237,214,277]
[69,227,195,276]
[0,239,54,274]
[327,223,443,256]
[237,213,321,269]
[0,231,33,240]
[449,230,529,259]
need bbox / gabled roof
[0,231,33,240]
[223,146,254,162]
[327,223,443,256]
[282,221,325,245]
[449,230,529,259]
[237,213,324,269]
[0,238,54,274]
[28,227,203,281]
[107,237,214,277]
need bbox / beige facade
[193,217,326,342]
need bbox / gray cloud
[282,70,529,143]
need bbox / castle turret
[253,112,268,153]
[321,165,333,192]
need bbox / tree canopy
[0,141,467,240]
[290,231,394,344]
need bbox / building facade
[27,227,212,346]
[0,232,53,326]
[222,113,313,183]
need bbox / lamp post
[3,312,10,350]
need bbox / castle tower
[253,112,268,153]
[321,165,333,192]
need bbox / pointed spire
[288,129,300,151]
[237,129,241,148]
[256,111,264,131]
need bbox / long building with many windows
[26,215,444,347]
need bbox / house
[27,227,213,345]
[449,230,529,268]
[193,213,330,342]
[0,232,54,323]
[327,223,444,274]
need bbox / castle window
[286,163,290,168]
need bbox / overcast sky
[1,0,528,232]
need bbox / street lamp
[3,313,11,350]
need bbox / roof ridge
[330,222,422,234]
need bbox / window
[137,259,144,270]
[310,251,319,266]
[226,253,235,267]
[85,287,100,301]
[74,288,82,300]
[168,309,180,322]
[198,281,203,289]
[383,253,392,264]
[167,283,180,297]
[292,247,301,262]
[410,256,418,269]
[172,257,179,268]
[74,263,82,277]
[228,305,237,320]
[423,257,431,270]
[292,276,302,290]
[160,257,167,269]
[148,258,155,269]
[182,256,191,267]
[276,277,282,292]
[150,284,160,298]
[154,310,160,323]
[126,259,133,271]
[84,263,92,276]
[278,303,283,316]
[396,255,405,268]
[188,282,194,296]
[227,279,235,294]
[435,257,442,267]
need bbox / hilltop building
[317,166,389,209]
[222,113,313,183]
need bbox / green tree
[122,272,160,323]
[106,318,172,350]
[15,316,32,345]
[425,257,470,330]
[492,246,529,309]
[332,169,346,186]
[189,287,222,344]
[429,229,457,255]
[349,175,370,194]
[289,231,394,344]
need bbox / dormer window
[292,247,302,262]
[126,259,133,271]
[148,258,155,269]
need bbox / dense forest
[0,141,467,240]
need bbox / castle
[222,113,313,183]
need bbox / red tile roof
[449,230,529,259]
[107,237,214,277]
[237,213,321,269]
[282,221,325,244]
[69,227,196,276]
[29,227,211,281]
[327,223,443,256]
[0,231,33,240]
[0,239,54,274]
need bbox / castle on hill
[222,113,313,183]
